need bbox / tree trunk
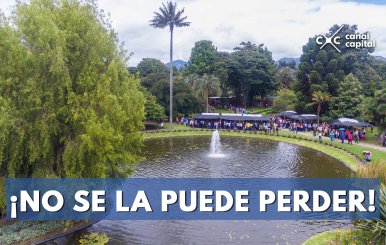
[169,28,173,129]
[317,104,321,126]
[206,91,209,113]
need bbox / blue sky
[1,0,386,65]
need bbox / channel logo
[316,25,376,53]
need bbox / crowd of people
[230,106,246,114]
[170,113,381,162]
[174,114,370,145]
[311,122,368,144]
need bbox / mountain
[374,56,386,62]
[166,60,188,70]
[276,57,301,68]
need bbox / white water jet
[209,130,224,158]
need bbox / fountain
[209,130,224,157]
[60,136,352,244]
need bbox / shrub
[357,161,386,186]
[332,229,380,244]
[0,178,4,217]
[354,162,386,243]
[79,233,109,245]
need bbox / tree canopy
[141,87,166,121]
[150,79,201,115]
[295,24,383,113]
[329,74,364,119]
[0,0,144,180]
[273,89,297,112]
[137,58,168,77]
[227,42,277,106]
[187,40,217,75]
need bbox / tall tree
[329,74,364,119]
[227,42,277,106]
[136,58,169,90]
[184,73,200,88]
[140,87,165,121]
[194,74,220,112]
[150,79,201,116]
[361,88,386,128]
[295,24,381,112]
[187,40,217,75]
[213,51,232,97]
[0,0,145,214]
[277,67,295,89]
[150,2,190,128]
[309,91,332,125]
[137,58,167,76]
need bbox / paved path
[357,142,385,151]
[285,130,385,152]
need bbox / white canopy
[202,113,220,116]
[337,118,359,123]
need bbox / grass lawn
[248,107,274,115]
[334,141,385,162]
[282,130,385,163]
[300,127,384,147]
[366,127,384,145]
[162,123,192,130]
[302,230,346,245]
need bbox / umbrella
[279,111,297,117]
[357,122,371,127]
[338,128,346,131]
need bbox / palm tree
[150,2,190,128]
[195,74,220,113]
[310,91,332,125]
[184,73,200,88]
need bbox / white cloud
[1,0,386,65]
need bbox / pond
[48,135,352,244]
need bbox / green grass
[248,107,274,115]
[303,228,385,245]
[303,229,349,245]
[366,127,383,145]
[333,142,385,162]
[161,123,191,130]
[302,230,338,245]
[285,130,385,162]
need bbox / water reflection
[49,136,352,245]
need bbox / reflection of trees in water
[139,136,350,178]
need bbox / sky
[1,0,386,66]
